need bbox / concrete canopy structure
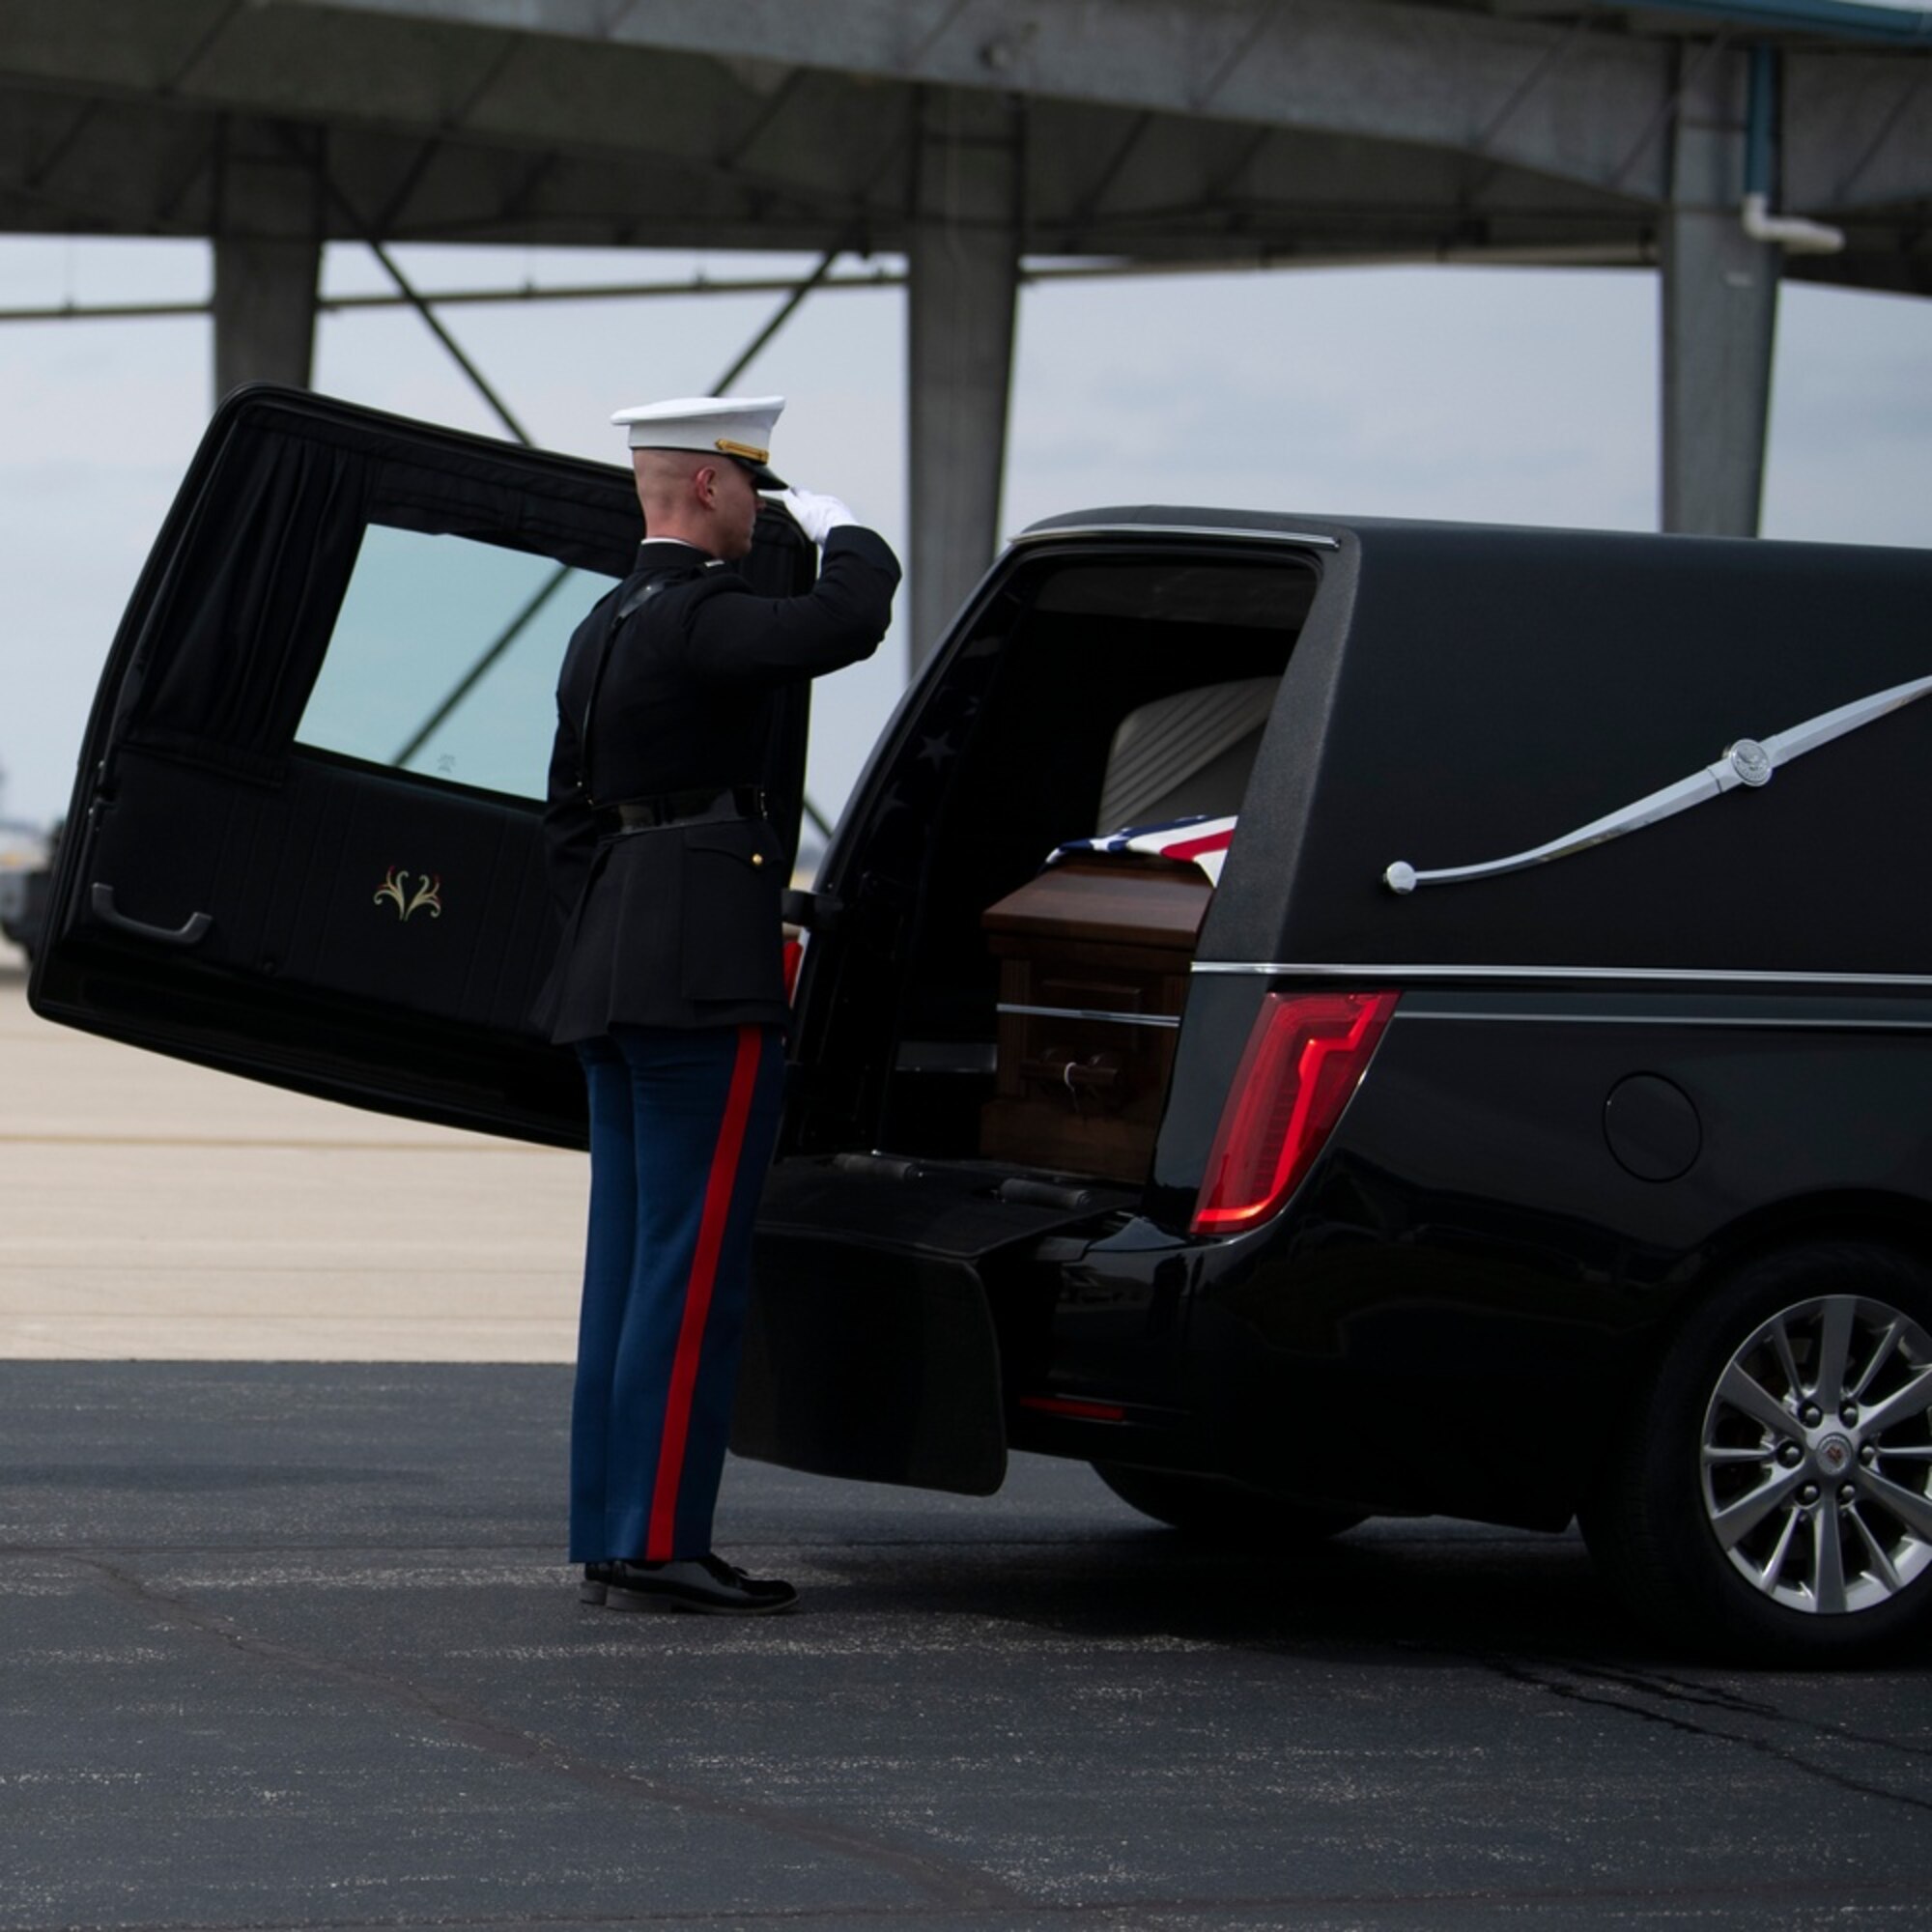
[0,0,1926,658]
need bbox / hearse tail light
[1191,989,1400,1235]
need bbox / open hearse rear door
[732,518,1347,1494]
[29,386,817,1145]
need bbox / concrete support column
[906,89,1023,667]
[1659,49,1780,537]
[212,121,324,400]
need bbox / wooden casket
[979,854,1212,1183]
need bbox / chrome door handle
[91,884,213,947]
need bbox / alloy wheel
[1700,1293,1932,1615]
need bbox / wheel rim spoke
[1710,1465,1806,1550]
[1768,1313,1804,1405]
[1756,1504,1803,1589]
[1717,1360,1795,1438]
[1811,1503,1849,1614]
[1812,1294,1858,1405]
[1848,1505,1906,1595]
[1849,1317,1904,1403]
[1858,1467,1932,1545]
[1858,1363,1932,1439]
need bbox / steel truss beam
[251,0,1932,211]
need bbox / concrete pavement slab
[0,962,583,1360]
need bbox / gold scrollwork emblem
[375,868,443,923]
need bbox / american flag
[1044,814,1237,887]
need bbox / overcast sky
[0,235,1927,833]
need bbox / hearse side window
[295,525,616,800]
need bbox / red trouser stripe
[644,1025,764,1562]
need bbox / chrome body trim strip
[1382,670,1932,895]
[1399,1010,1932,1033]
[1190,961,1932,989]
[1007,523,1341,552]
[997,1002,1182,1030]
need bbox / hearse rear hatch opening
[732,522,1343,1492]
[778,521,1338,1210]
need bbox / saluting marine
[538,394,900,1614]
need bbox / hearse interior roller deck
[32,387,1932,1663]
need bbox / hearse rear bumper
[732,1139,1637,1532]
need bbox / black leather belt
[608,786,770,832]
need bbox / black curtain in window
[128,423,373,781]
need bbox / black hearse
[30,388,1932,1663]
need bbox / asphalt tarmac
[3,952,1931,1929]
[6,1365,1932,1931]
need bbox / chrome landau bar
[1382,671,1932,895]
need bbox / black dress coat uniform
[537,524,901,1041]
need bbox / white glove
[772,486,857,547]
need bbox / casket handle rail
[1382,671,1932,895]
[1021,1050,1127,1113]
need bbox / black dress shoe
[580,1562,615,1605]
[603,1552,798,1616]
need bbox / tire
[1582,1242,1932,1664]
[1094,1461,1366,1544]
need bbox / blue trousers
[570,1023,784,1564]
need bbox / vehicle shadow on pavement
[799,1517,1638,1664]
[790,1525,1922,1678]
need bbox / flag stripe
[1046,814,1237,883]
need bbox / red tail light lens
[1191,989,1399,1234]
